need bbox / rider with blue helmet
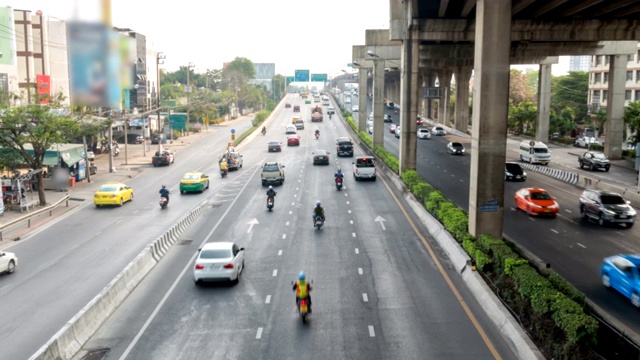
[293,271,312,313]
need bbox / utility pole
[186,62,194,135]
[157,52,165,145]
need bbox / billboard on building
[0,7,14,66]
[36,74,50,104]
[253,63,275,80]
[67,21,123,108]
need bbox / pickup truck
[311,105,323,122]
[152,150,174,167]
[336,137,354,157]
[352,156,376,181]
[261,161,285,186]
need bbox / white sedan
[0,251,17,274]
[575,136,599,148]
[352,105,359,112]
[194,242,245,284]
[417,128,431,139]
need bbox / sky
[9,0,390,78]
[7,0,571,78]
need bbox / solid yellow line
[379,174,503,360]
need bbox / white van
[519,140,551,165]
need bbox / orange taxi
[514,187,559,217]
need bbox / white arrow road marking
[247,218,259,233]
[375,216,387,231]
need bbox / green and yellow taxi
[305,98,311,104]
[94,182,134,207]
[180,172,210,194]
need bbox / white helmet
[269,186,273,189]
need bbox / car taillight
[195,264,205,270]
[355,168,359,174]
[223,263,234,269]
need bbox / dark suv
[336,137,354,157]
[579,189,636,228]
[578,151,610,172]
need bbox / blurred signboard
[311,74,327,82]
[295,70,309,82]
[286,76,295,84]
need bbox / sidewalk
[0,116,254,245]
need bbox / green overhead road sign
[295,70,310,82]
[286,76,295,84]
[311,74,328,82]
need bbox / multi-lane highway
[0,119,255,360]
[74,95,518,359]
[343,95,640,336]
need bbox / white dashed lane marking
[286,221,290,226]
[355,248,360,254]
[362,293,369,302]
[278,250,282,256]
[550,229,559,234]
[256,327,263,339]
[368,326,375,337]
[358,268,363,275]
[265,295,271,304]
[577,243,587,249]
[272,270,278,277]
[352,233,356,238]
[350,220,353,225]
[282,234,286,239]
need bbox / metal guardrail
[0,194,70,242]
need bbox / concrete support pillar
[427,71,435,119]
[469,0,511,238]
[372,59,385,147]
[437,69,453,125]
[536,63,552,143]
[605,55,626,160]
[358,67,368,132]
[399,28,419,173]
[454,66,472,134]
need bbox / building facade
[588,42,640,112]
[0,7,19,104]
[569,56,591,72]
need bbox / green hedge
[588,144,604,151]
[622,149,636,158]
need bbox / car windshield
[452,143,462,148]
[592,153,607,159]
[183,174,199,180]
[601,195,626,205]
[435,127,443,130]
[530,192,552,200]
[533,147,549,154]
[98,185,118,192]
[200,249,232,259]
[268,141,280,146]
[263,164,279,171]
[505,164,523,173]
[316,150,327,155]
[356,158,375,167]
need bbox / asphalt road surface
[346,97,640,338]
[76,95,518,360]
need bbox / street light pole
[186,62,194,135]
[157,52,165,146]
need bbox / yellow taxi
[180,172,210,194]
[94,182,134,207]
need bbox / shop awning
[42,152,60,166]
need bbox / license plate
[516,175,521,179]
[620,215,627,219]
[544,209,550,212]
[319,157,325,159]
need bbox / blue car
[600,254,640,307]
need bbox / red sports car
[287,135,300,146]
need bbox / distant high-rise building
[569,56,591,72]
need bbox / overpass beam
[454,66,472,133]
[399,28,420,173]
[469,0,511,238]
[536,63,552,143]
[372,58,385,148]
[604,55,626,160]
[358,67,368,132]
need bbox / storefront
[24,144,87,190]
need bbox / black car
[313,150,330,165]
[336,137,354,157]
[579,189,636,228]
[447,142,465,155]
[505,162,527,181]
[578,151,610,172]
[151,134,162,144]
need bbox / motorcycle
[113,147,120,157]
[267,197,274,211]
[220,169,228,178]
[262,128,266,136]
[329,114,332,120]
[335,177,343,190]
[298,298,310,323]
[159,197,168,209]
[315,133,320,140]
[315,216,324,230]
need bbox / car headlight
[548,204,559,209]
[506,172,513,177]
[532,204,543,208]
[603,209,616,215]
[522,172,527,177]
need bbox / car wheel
[579,161,583,169]
[589,163,594,171]
[7,260,15,274]
[627,222,634,229]
[597,213,606,226]
[519,155,523,162]
[632,293,640,308]
[180,190,185,194]
[605,167,610,172]
[580,206,588,219]
[262,180,266,186]
[119,198,124,207]
[527,206,532,216]
[130,193,134,202]
[601,273,611,287]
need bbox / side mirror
[240,247,245,251]
[282,165,285,168]
[627,201,631,205]
[197,248,202,252]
